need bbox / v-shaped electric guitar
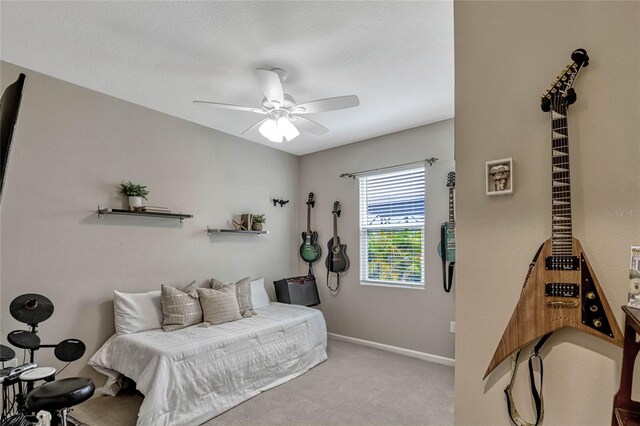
[484,49,623,379]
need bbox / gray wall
[454,2,639,425]
[298,120,455,359]
[0,60,457,387]
[0,61,300,382]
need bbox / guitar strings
[550,79,573,257]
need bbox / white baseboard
[327,332,455,367]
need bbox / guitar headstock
[541,48,589,112]
[332,201,341,217]
[307,192,315,208]
[446,172,455,188]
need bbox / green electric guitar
[300,192,321,264]
[437,172,455,292]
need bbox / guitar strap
[503,243,549,426]
[326,269,339,292]
[445,262,455,293]
[441,224,454,293]
[504,332,552,426]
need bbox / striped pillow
[161,281,203,331]
[210,277,255,317]
[197,286,242,325]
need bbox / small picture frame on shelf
[231,214,253,230]
[486,158,513,196]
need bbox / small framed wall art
[486,158,513,196]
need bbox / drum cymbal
[7,330,40,350]
[10,294,54,325]
[0,344,15,362]
[55,339,86,362]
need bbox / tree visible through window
[359,166,425,287]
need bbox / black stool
[26,377,95,426]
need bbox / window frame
[358,165,426,289]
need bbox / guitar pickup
[545,300,579,308]
[545,256,580,270]
[545,282,579,298]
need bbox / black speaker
[274,275,320,307]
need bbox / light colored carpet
[71,339,454,425]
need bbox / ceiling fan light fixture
[196,68,360,143]
[277,116,300,142]
[258,118,283,143]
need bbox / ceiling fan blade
[293,95,360,114]
[255,69,284,107]
[193,100,266,114]
[241,118,269,135]
[291,116,329,136]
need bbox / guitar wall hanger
[272,198,289,207]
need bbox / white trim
[360,280,425,290]
[328,332,455,367]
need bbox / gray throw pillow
[161,281,203,331]
[197,286,242,325]
[210,276,255,317]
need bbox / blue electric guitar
[437,172,455,292]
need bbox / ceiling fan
[194,68,360,143]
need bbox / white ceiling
[0,1,453,156]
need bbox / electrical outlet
[5,358,18,367]
[450,321,456,334]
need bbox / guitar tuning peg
[561,76,567,81]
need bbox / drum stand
[3,293,92,426]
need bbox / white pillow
[114,290,163,334]
[250,278,270,309]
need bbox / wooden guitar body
[300,231,321,263]
[484,237,623,378]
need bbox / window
[359,165,425,288]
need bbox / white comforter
[89,303,327,426]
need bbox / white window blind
[359,165,425,287]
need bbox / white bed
[89,302,327,426]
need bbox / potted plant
[252,214,266,231]
[118,181,149,211]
